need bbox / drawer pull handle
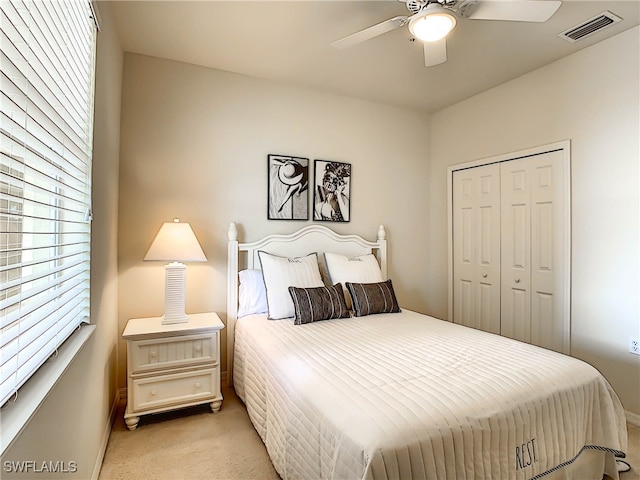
[151,390,157,396]
[194,346,202,352]
[195,382,201,388]
[150,351,157,358]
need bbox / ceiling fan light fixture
[409,3,457,42]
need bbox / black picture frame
[267,154,309,220]
[313,160,351,222]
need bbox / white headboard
[226,222,387,385]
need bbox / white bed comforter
[233,310,627,480]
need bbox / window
[1,0,97,407]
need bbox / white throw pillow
[237,269,268,318]
[324,252,384,309]
[258,251,324,319]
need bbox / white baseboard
[626,410,640,427]
[91,388,121,480]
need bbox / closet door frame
[447,140,572,354]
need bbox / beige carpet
[99,386,639,480]
[99,386,279,480]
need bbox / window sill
[0,324,96,456]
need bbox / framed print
[313,160,351,222]
[268,154,309,220]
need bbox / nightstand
[122,312,224,430]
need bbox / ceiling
[108,0,640,113]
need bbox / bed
[226,222,628,480]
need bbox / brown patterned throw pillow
[288,283,350,325]
[345,279,401,317]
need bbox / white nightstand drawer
[130,334,217,373]
[132,368,219,412]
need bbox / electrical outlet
[630,337,640,356]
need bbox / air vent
[558,11,622,43]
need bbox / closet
[450,145,570,354]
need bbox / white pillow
[258,251,324,319]
[237,269,268,318]
[324,252,384,309]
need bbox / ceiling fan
[331,0,562,67]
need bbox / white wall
[0,3,123,478]
[117,53,431,383]
[428,27,640,418]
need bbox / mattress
[233,310,628,480]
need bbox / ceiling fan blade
[423,38,447,67]
[465,0,561,22]
[331,16,408,49]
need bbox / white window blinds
[1,0,97,407]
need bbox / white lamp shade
[409,4,457,42]
[144,220,207,262]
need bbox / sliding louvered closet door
[452,149,569,354]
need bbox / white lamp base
[162,262,188,324]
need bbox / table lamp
[144,218,207,324]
